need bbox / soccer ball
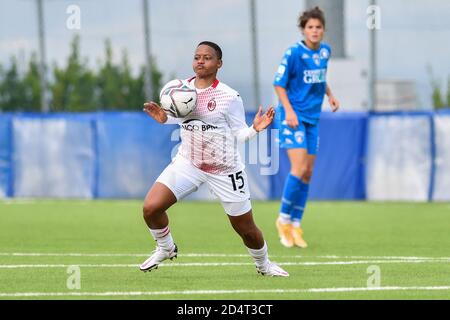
[159,79,197,118]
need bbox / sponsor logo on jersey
[207,98,216,111]
[285,138,294,145]
[303,69,327,84]
[301,53,310,59]
[282,128,293,135]
[276,64,286,77]
[294,131,305,144]
[320,48,329,59]
[313,53,320,66]
[281,120,288,125]
[181,119,218,132]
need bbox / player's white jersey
[166,78,251,175]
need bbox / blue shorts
[274,106,319,155]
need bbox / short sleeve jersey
[273,41,331,124]
[171,78,249,175]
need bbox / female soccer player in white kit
[140,41,289,277]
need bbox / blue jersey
[273,41,331,124]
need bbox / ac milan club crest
[207,98,216,111]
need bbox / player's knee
[303,169,313,183]
[142,201,163,220]
[291,166,308,181]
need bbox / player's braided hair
[298,6,325,29]
[197,41,222,60]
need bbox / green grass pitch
[0,200,449,300]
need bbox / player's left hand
[253,106,275,132]
[329,95,340,112]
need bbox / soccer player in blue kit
[274,7,340,248]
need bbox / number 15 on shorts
[228,171,245,193]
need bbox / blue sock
[291,179,309,227]
[279,174,303,221]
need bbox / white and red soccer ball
[159,79,197,118]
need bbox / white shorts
[156,155,252,216]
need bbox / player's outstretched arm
[228,98,273,142]
[252,106,275,132]
[143,102,168,124]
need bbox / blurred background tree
[51,35,97,112]
[22,53,42,112]
[0,57,27,111]
[447,77,450,108]
[0,35,163,112]
[427,65,449,110]
[97,39,122,110]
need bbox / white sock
[247,241,269,269]
[292,220,301,228]
[279,213,291,224]
[149,226,175,252]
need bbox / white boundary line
[1,259,450,269]
[1,286,450,297]
[1,252,450,260]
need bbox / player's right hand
[285,109,299,129]
[143,101,168,124]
